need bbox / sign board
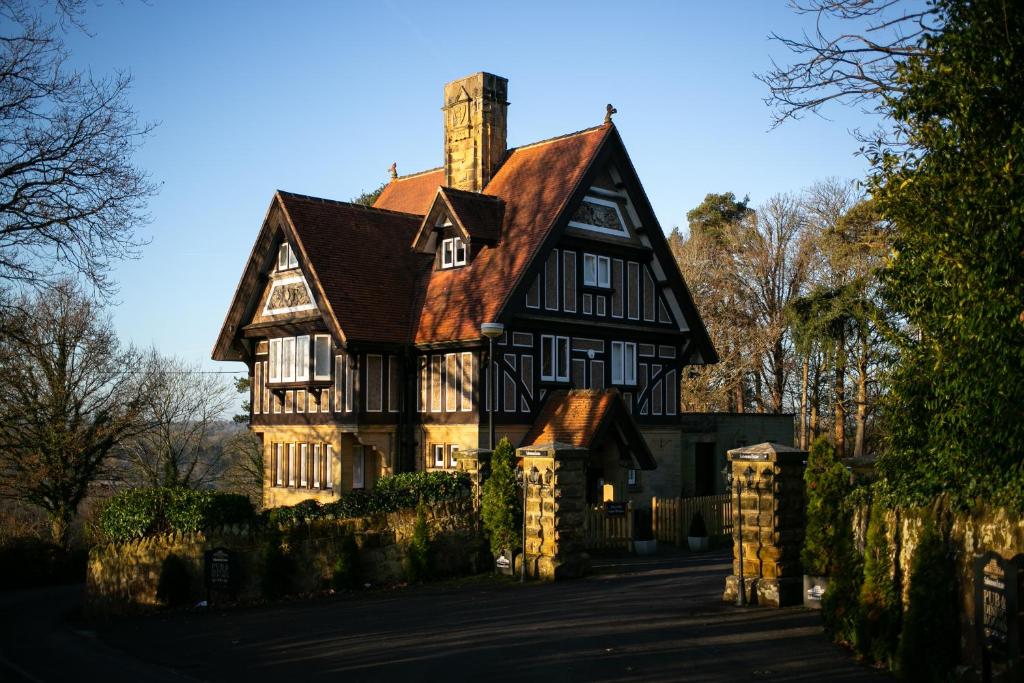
[733,453,768,462]
[974,552,1023,682]
[495,549,514,576]
[605,502,627,517]
[204,547,236,601]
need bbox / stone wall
[86,499,485,614]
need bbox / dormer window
[441,237,467,269]
[278,242,299,271]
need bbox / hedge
[262,471,471,527]
[98,488,255,543]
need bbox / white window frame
[300,443,308,487]
[611,341,637,386]
[269,338,282,382]
[448,444,459,468]
[597,256,610,288]
[295,335,310,382]
[312,444,322,489]
[325,445,334,489]
[282,337,295,382]
[541,335,570,382]
[628,469,637,486]
[275,443,284,486]
[433,444,445,468]
[453,237,467,265]
[287,443,296,487]
[314,335,331,380]
[583,253,611,288]
[353,445,365,489]
[441,238,454,268]
[278,243,289,271]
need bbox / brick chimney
[443,72,508,192]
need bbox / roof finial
[388,162,398,180]
[604,103,617,125]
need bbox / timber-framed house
[213,72,718,508]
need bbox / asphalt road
[1,550,889,682]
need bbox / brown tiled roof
[411,125,611,342]
[374,168,444,214]
[278,192,428,343]
[521,389,656,469]
[440,187,504,243]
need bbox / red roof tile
[411,125,611,342]
[278,192,427,343]
[373,168,444,214]
[440,187,504,243]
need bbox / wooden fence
[582,503,634,551]
[652,494,733,546]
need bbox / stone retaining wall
[86,499,486,614]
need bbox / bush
[156,554,193,607]
[858,501,901,666]
[820,485,863,645]
[98,488,255,543]
[688,511,708,537]
[403,503,432,582]
[480,437,521,558]
[896,516,959,681]
[331,530,361,590]
[802,436,852,576]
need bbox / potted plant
[801,436,851,608]
[687,511,709,552]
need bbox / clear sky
[61,0,877,374]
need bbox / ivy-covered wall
[86,498,486,614]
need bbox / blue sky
[62,1,878,373]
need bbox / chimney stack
[443,72,508,192]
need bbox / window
[628,469,638,487]
[278,242,299,271]
[295,335,309,381]
[442,238,454,267]
[282,337,295,382]
[352,445,365,489]
[253,363,261,414]
[326,445,334,489]
[314,335,331,380]
[312,444,322,489]
[287,444,296,487]
[433,444,445,468]
[541,335,569,382]
[583,253,610,288]
[448,444,459,468]
[300,443,308,487]
[275,444,284,486]
[269,338,281,382]
[611,341,637,385]
[454,237,466,265]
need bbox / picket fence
[582,503,634,551]
[652,494,733,546]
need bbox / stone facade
[86,499,483,614]
[518,444,590,581]
[722,442,806,607]
[443,72,508,192]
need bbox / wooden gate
[582,503,634,551]
[652,494,733,546]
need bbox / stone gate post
[723,442,806,607]
[457,448,491,508]
[517,443,590,580]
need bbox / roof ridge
[276,190,422,219]
[507,123,610,154]
[440,186,504,202]
[393,166,444,181]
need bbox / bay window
[266,334,332,384]
[314,335,331,380]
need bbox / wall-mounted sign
[973,551,1022,682]
[733,453,768,461]
[605,502,627,517]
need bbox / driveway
[83,549,888,683]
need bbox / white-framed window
[269,338,282,382]
[325,444,334,489]
[312,444,322,489]
[275,443,284,486]
[353,445,365,489]
[440,237,467,268]
[300,443,308,487]
[314,335,331,380]
[282,337,296,382]
[278,242,299,271]
[448,444,459,468]
[628,469,638,487]
[295,335,309,382]
[287,443,296,487]
[433,444,445,468]
[540,335,570,382]
[611,341,637,386]
[583,253,611,288]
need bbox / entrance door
[694,442,717,496]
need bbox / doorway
[694,442,717,496]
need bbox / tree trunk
[810,352,822,441]
[50,508,73,549]
[800,356,809,449]
[833,343,846,458]
[853,331,869,459]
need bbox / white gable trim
[567,195,630,237]
[262,273,317,316]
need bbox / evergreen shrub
[802,436,852,576]
[480,437,521,558]
[98,488,255,543]
[858,500,901,666]
[403,502,432,582]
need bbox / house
[212,72,723,509]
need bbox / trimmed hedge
[98,488,255,543]
[262,471,471,527]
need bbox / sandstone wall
[87,499,485,614]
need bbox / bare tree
[221,428,264,505]
[0,0,156,296]
[758,1,941,131]
[117,357,236,489]
[0,281,153,546]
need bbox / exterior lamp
[480,322,505,450]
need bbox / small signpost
[605,502,627,517]
[495,549,514,576]
[204,547,236,604]
[974,552,1023,682]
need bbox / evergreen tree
[480,437,521,558]
[801,436,851,576]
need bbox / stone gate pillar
[517,443,590,580]
[722,442,806,607]
[456,448,491,508]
